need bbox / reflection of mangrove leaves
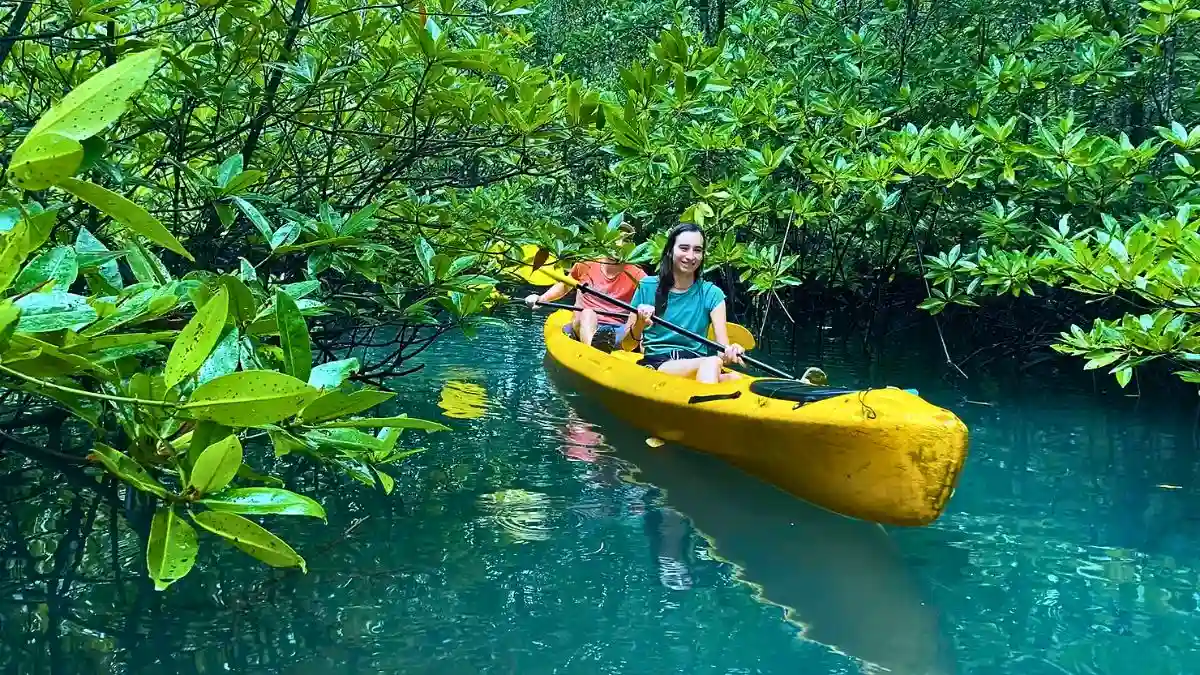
[476,489,558,543]
[438,380,489,419]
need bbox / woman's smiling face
[671,230,704,276]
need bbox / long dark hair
[654,222,704,316]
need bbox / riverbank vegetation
[3,0,1200,588]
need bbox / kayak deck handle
[688,391,743,405]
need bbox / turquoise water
[3,312,1200,673]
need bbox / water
[4,312,1200,674]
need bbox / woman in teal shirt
[625,222,745,383]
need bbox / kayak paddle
[525,258,797,380]
[517,298,627,320]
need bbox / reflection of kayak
[551,389,958,675]
[542,309,969,526]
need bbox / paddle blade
[708,322,757,351]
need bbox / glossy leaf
[188,421,231,466]
[0,301,20,352]
[275,289,312,382]
[165,287,230,390]
[307,357,358,390]
[191,511,307,571]
[199,487,327,520]
[14,292,97,333]
[233,197,273,240]
[0,219,30,294]
[313,415,450,432]
[146,506,198,591]
[221,275,257,326]
[299,388,396,423]
[86,443,168,498]
[6,132,84,190]
[14,246,79,294]
[75,227,123,290]
[27,48,162,140]
[188,434,243,496]
[183,370,319,426]
[58,178,194,261]
[195,328,241,385]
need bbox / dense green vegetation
[4,0,1200,589]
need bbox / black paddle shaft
[568,281,797,380]
[527,299,626,319]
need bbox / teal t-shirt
[631,276,726,357]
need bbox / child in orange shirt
[525,231,646,352]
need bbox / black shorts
[638,348,705,370]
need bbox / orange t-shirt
[569,261,647,325]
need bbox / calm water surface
[3,313,1200,674]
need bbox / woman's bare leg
[657,356,724,384]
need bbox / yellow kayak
[542,309,969,526]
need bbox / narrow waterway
[2,312,1200,674]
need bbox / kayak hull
[542,310,969,526]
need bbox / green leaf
[195,328,240,385]
[0,300,20,352]
[275,289,312,382]
[232,197,273,240]
[0,219,31,295]
[6,132,84,190]
[188,434,243,496]
[376,469,395,494]
[58,178,194,261]
[63,331,176,355]
[278,280,319,299]
[86,443,168,498]
[299,388,396,423]
[305,427,386,452]
[75,227,123,290]
[221,275,257,326]
[164,287,229,390]
[29,48,162,140]
[188,420,231,466]
[14,292,97,333]
[314,415,450,432]
[308,358,359,390]
[183,370,319,426]
[1114,367,1133,388]
[123,238,171,285]
[146,506,198,591]
[217,154,243,187]
[14,246,79,294]
[199,487,326,520]
[222,170,263,195]
[190,511,306,571]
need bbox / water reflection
[5,314,1200,674]
[548,372,958,675]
